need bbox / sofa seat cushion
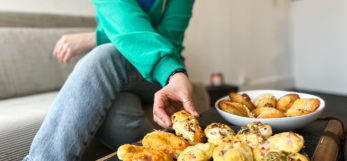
[0,91,57,161]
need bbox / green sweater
[91,0,194,87]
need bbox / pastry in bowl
[177,143,215,161]
[276,94,300,112]
[285,99,320,117]
[171,110,206,145]
[253,93,277,109]
[142,131,188,158]
[117,144,173,161]
[228,92,256,111]
[212,142,253,161]
[204,123,235,145]
[218,100,254,117]
[252,107,285,119]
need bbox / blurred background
[0,0,346,160]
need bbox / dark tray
[103,109,343,161]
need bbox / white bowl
[215,90,325,131]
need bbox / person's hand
[53,32,96,64]
[153,72,199,128]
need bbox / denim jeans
[23,43,161,161]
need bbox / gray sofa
[0,12,210,161]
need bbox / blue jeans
[23,43,161,161]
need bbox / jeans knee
[74,43,122,71]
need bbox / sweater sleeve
[91,0,184,87]
[155,0,194,54]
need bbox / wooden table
[98,109,345,161]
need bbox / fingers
[183,99,199,118]
[53,35,71,64]
[153,92,171,128]
[62,48,72,64]
[57,45,66,63]
[53,40,61,56]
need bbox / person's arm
[91,0,184,87]
[155,0,194,54]
[53,32,96,64]
[150,0,197,128]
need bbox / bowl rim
[214,89,326,121]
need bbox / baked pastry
[238,122,272,139]
[253,132,304,161]
[233,133,264,148]
[218,100,254,117]
[253,93,277,109]
[252,107,285,118]
[142,131,189,158]
[264,151,308,161]
[171,110,206,145]
[288,152,309,161]
[212,142,253,161]
[232,122,272,148]
[228,92,256,111]
[177,143,215,161]
[276,94,300,112]
[117,144,173,161]
[285,99,320,117]
[204,123,235,145]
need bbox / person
[23,0,198,160]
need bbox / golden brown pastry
[254,93,277,109]
[204,123,235,145]
[171,110,206,145]
[253,132,304,161]
[238,122,272,139]
[233,133,264,148]
[257,108,285,119]
[228,92,256,111]
[288,152,309,161]
[276,94,300,112]
[218,100,254,117]
[232,122,272,148]
[252,107,285,118]
[142,131,188,158]
[212,142,253,161]
[285,98,320,117]
[264,151,308,161]
[117,144,173,161]
[177,143,215,161]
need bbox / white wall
[292,0,347,95]
[183,0,294,90]
[0,0,95,16]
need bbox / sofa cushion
[0,27,93,99]
[0,91,57,161]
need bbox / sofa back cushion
[0,27,94,99]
